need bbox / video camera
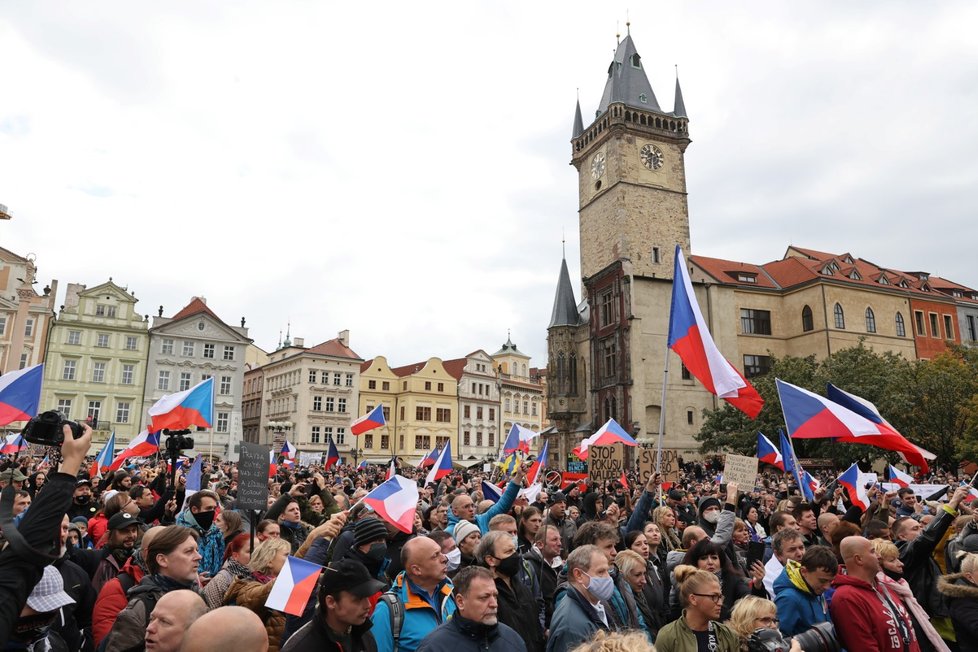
[748,623,839,652]
[164,429,195,454]
[21,410,87,447]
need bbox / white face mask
[703,510,720,524]
[446,548,461,572]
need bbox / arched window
[802,305,814,332]
[834,303,845,329]
[569,353,578,395]
[895,312,906,337]
[865,308,877,333]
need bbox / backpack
[378,591,404,651]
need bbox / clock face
[640,144,664,170]
[590,152,606,179]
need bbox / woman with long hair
[519,506,544,555]
[655,565,740,652]
[727,595,782,652]
[655,505,682,553]
[224,538,292,652]
[216,510,244,549]
[202,532,253,609]
[625,529,669,634]
[674,538,766,621]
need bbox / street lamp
[353,447,364,467]
[266,421,293,455]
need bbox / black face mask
[194,510,216,530]
[365,543,388,563]
[74,494,90,505]
[12,613,56,643]
[495,552,522,578]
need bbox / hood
[938,573,978,600]
[831,572,875,591]
[783,560,812,595]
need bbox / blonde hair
[871,538,899,561]
[961,552,978,575]
[614,549,646,577]
[728,595,777,642]
[734,518,748,533]
[653,506,674,527]
[674,564,720,606]
[569,630,655,652]
[248,538,290,574]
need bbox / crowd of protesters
[2,431,978,652]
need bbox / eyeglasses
[692,593,723,604]
[756,617,779,626]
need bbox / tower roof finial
[626,9,631,35]
[616,20,620,45]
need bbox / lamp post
[353,447,364,468]
[266,421,293,457]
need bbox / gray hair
[566,544,602,578]
[476,530,511,563]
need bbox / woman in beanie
[454,521,482,574]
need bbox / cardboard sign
[722,453,759,488]
[298,452,322,467]
[637,447,680,484]
[589,444,624,482]
[237,442,271,511]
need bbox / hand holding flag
[361,474,419,533]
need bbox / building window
[0,316,5,335]
[161,339,174,355]
[463,405,471,419]
[333,372,342,386]
[652,246,660,263]
[95,304,116,318]
[603,339,617,378]
[87,401,101,426]
[203,343,215,359]
[463,431,471,446]
[476,406,483,420]
[532,402,538,416]
[336,428,346,445]
[929,313,939,338]
[382,406,390,421]
[400,406,405,420]
[219,375,232,395]
[687,409,694,425]
[382,381,390,391]
[364,434,374,448]
[944,315,954,339]
[62,359,77,381]
[369,380,377,390]
[381,435,390,450]
[338,398,347,413]
[504,398,511,412]
[22,318,34,337]
[346,373,354,387]
[121,364,135,385]
[834,304,845,329]
[743,354,773,379]
[968,315,977,341]
[313,396,322,411]
[740,309,772,335]
[801,306,814,332]
[116,401,130,424]
[57,399,71,418]
[436,408,451,422]
[182,341,195,357]
[216,412,229,433]
[896,312,906,337]
[177,372,190,391]
[915,311,926,336]
[865,308,877,333]
[309,370,318,383]
[223,346,235,361]
[523,400,529,415]
[437,382,444,392]
[681,363,691,380]
[476,431,483,446]
[125,336,138,351]
[325,397,335,412]
[424,381,432,391]
[201,374,212,383]
[67,330,81,345]
[416,406,432,421]
[158,370,171,391]
[96,333,110,348]
[488,408,495,421]
[324,427,333,442]
[311,426,321,444]
[92,362,106,383]
[600,291,615,327]
[488,432,495,446]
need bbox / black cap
[668,489,685,501]
[321,560,386,598]
[75,478,93,487]
[107,512,144,531]
[550,491,567,504]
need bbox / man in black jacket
[477,530,544,651]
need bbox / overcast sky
[3,2,977,368]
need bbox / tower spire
[598,32,660,113]
[572,93,584,139]
[673,65,687,118]
[549,257,581,329]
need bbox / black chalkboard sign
[237,442,270,511]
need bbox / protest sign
[589,444,624,482]
[298,452,322,467]
[637,446,680,484]
[722,454,759,488]
[237,442,271,511]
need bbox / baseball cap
[75,478,93,488]
[0,468,27,483]
[320,560,386,598]
[27,566,76,613]
[668,489,685,501]
[107,512,145,531]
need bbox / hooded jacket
[92,555,146,646]
[370,571,457,652]
[829,572,921,652]
[773,560,830,636]
[896,506,955,618]
[175,509,226,576]
[937,573,978,652]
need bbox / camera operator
[0,421,92,645]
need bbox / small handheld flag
[265,556,323,616]
[1,433,27,455]
[757,433,784,471]
[385,458,396,481]
[503,423,537,454]
[0,364,43,426]
[351,404,386,436]
[281,439,296,460]
[526,440,549,486]
[107,431,161,471]
[418,447,439,469]
[325,438,339,471]
[573,419,637,460]
[887,465,914,488]
[425,442,453,486]
[361,474,419,533]
[838,463,877,511]
[90,431,116,477]
[481,480,504,504]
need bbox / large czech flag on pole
[425,442,453,486]
[107,430,161,471]
[1,433,26,455]
[757,433,785,471]
[148,377,214,431]
[526,440,549,486]
[90,431,116,477]
[668,247,764,418]
[351,404,386,436]
[361,474,419,533]
[0,364,43,426]
[503,423,537,455]
[573,418,638,460]
[418,447,439,469]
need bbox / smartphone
[746,541,766,569]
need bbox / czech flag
[0,364,43,426]
[107,430,160,471]
[281,439,296,460]
[425,442,453,486]
[526,440,549,486]
[619,471,629,490]
[325,438,339,471]
[668,247,763,418]
[757,433,784,471]
[1,433,26,455]
[503,423,537,454]
[357,460,369,470]
[361,474,419,533]
[385,458,396,481]
[573,418,638,460]
[90,431,116,477]
[838,462,877,511]
[265,556,323,616]
[802,470,820,499]
[887,465,914,488]
[148,377,214,432]
[268,450,278,478]
[181,454,203,511]
[481,480,504,504]
[418,447,439,469]
[351,404,386,436]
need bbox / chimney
[294,337,305,348]
[338,329,350,346]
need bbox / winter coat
[54,552,97,652]
[937,573,978,652]
[546,585,612,652]
[543,514,577,558]
[174,509,226,576]
[92,556,145,647]
[896,507,955,618]
[417,614,527,652]
[655,611,740,652]
[103,574,194,652]
[773,560,830,636]
[281,612,377,652]
[225,576,286,652]
[829,572,921,652]
[202,557,252,610]
[495,575,544,652]
[525,547,560,628]
[370,572,457,652]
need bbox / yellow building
[356,356,399,462]
[0,247,58,376]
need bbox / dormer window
[878,276,889,285]
[736,273,757,284]
[899,280,910,288]
[820,265,834,276]
[843,256,854,264]
[953,290,963,298]
[639,93,648,104]
[631,53,642,69]
[849,270,862,280]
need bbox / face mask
[583,572,615,602]
[496,553,522,578]
[511,535,519,550]
[703,510,720,524]
[74,495,90,505]
[194,510,216,530]
[365,543,388,563]
[446,548,461,571]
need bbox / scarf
[251,569,276,584]
[226,558,251,579]
[152,574,193,593]
[876,572,950,652]
[663,527,681,551]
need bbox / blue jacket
[546,585,610,652]
[447,481,520,535]
[175,510,225,577]
[371,572,457,652]
[772,562,830,636]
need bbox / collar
[784,560,813,595]
[452,614,499,642]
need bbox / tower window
[687,410,694,425]
[801,305,814,332]
[638,93,648,104]
[631,53,641,69]
[896,312,907,338]
[865,308,877,333]
[834,304,845,329]
[652,247,660,264]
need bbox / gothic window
[556,353,566,391]
[602,339,617,378]
[896,312,907,338]
[569,353,578,395]
[865,308,877,333]
[834,304,845,329]
[801,305,814,332]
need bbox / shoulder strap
[117,571,136,596]
[379,591,403,652]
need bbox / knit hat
[353,518,389,548]
[698,496,721,514]
[70,516,89,526]
[454,520,480,546]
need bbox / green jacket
[655,612,740,652]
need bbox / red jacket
[92,557,145,647]
[829,573,921,652]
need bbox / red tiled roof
[171,297,224,324]
[690,254,779,289]
[785,245,839,261]
[306,338,361,360]
[360,359,374,373]
[391,361,426,377]
[441,357,467,381]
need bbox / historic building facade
[388,358,458,463]
[492,336,545,445]
[445,350,500,463]
[0,247,58,376]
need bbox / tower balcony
[572,102,689,157]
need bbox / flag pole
[655,350,672,506]
[776,389,807,498]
